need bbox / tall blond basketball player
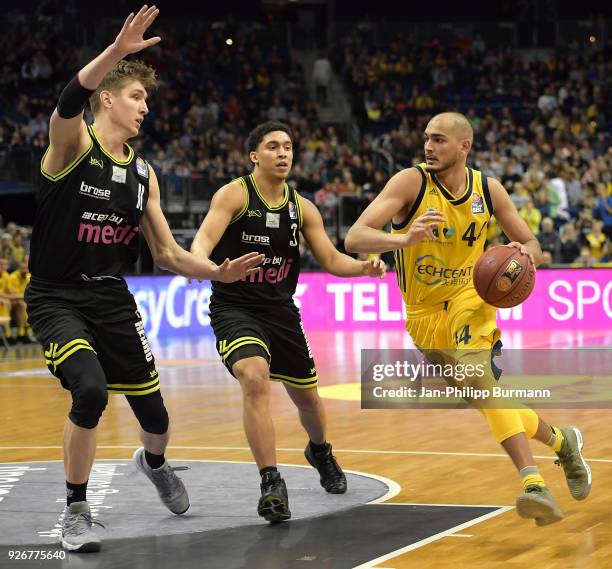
[346,112,591,526]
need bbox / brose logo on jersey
[241,231,270,245]
[247,210,262,217]
[79,181,111,200]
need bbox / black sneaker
[304,443,347,494]
[257,471,291,523]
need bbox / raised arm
[142,169,263,282]
[488,178,544,266]
[299,196,385,278]
[344,167,445,253]
[44,5,161,175]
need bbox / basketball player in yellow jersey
[346,112,591,526]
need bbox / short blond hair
[89,59,157,115]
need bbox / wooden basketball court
[1,328,610,568]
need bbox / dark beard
[425,157,456,174]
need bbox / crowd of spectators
[338,26,611,266]
[1,12,610,268]
[0,219,31,343]
[0,13,387,229]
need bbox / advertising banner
[126,269,612,338]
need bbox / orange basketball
[473,246,535,308]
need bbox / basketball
[473,246,535,308]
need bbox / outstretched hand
[114,5,161,56]
[213,252,266,283]
[362,257,387,278]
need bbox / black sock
[309,440,328,453]
[66,481,88,506]
[145,450,165,469]
[259,466,278,477]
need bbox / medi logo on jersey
[77,211,138,245]
[242,255,294,285]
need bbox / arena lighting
[589,35,597,43]
[226,38,234,45]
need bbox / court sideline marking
[1,445,610,463]
[352,506,514,569]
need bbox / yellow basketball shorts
[406,290,499,351]
[405,292,539,442]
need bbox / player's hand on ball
[403,210,445,247]
[362,257,386,278]
[506,242,535,266]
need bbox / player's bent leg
[233,356,276,469]
[450,346,565,526]
[284,384,326,444]
[58,350,107,478]
[128,391,189,515]
[55,349,107,552]
[285,385,347,494]
[233,355,290,523]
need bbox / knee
[293,389,321,411]
[127,391,169,435]
[57,349,107,429]
[237,369,270,401]
[70,382,108,429]
[138,404,169,435]
[137,407,170,435]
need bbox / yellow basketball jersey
[392,163,493,312]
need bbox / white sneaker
[133,447,190,514]
[60,501,103,552]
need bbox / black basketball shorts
[210,302,318,389]
[25,277,159,395]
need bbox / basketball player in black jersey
[24,6,263,552]
[191,121,386,522]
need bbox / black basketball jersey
[29,125,150,282]
[210,174,302,308]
